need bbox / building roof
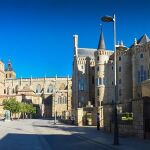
[130,34,150,48]
[77,48,96,58]
[137,34,150,45]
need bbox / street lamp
[101,14,119,145]
[54,75,57,125]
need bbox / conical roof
[97,28,106,50]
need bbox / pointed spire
[6,59,13,71]
[98,25,106,50]
[134,38,137,45]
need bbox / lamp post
[54,75,57,125]
[101,14,119,145]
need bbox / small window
[97,67,99,72]
[112,81,114,85]
[97,56,99,61]
[119,79,122,84]
[81,65,84,69]
[119,56,121,61]
[119,66,121,72]
[140,53,144,58]
[6,74,7,78]
[101,101,103,106]
[112,66,113,70]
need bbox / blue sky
[0,0,150,78]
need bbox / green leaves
[3,98,20,114]
[3,98,36,119]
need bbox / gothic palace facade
[72,29,150,138]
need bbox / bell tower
[5,59,16,79]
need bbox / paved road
[0,119,110,150]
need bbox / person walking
[97,113,100,130]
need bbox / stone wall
[132,99,144,138]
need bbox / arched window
[79,77,84,91]
[47,85,53,93]
[63,96,67,104]
[140,53,144,58]
[36,84,41,93]
[15,85,18,94]
[12,88,15,94]
[80,96,84,107]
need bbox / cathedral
[0,60,72,118]
[72,29,150,139]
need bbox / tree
[26,104,36,119]
[3,98,20,119]
[19,102,27,119]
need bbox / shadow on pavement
[0,133,107,150]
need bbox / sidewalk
[56,123,150,150]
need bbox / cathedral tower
[5,60,16,79]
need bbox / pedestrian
[97,113,100,130]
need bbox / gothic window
[78,77,86,91]
[80,96,84,107]
[96,78,99,86]
[99,77,102,85]
[119,66,121,72]
[119,56,121,61]
[36,84,41,93]
[97,56,99,61]
[101,101,103,106]
[47,85,53,93]
[63,96,67,104]
[15,85,18,94]
[140,53,144,58]
[58,96,61,104]
[81,65,84,69]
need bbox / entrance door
[144,97,150,139]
